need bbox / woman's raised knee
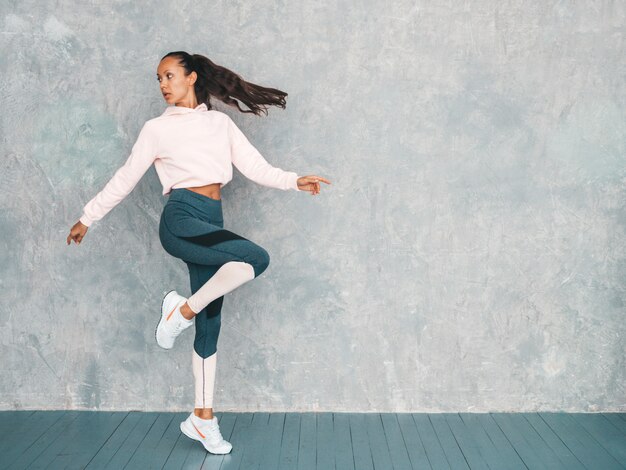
[249,245,270,277]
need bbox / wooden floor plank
[473,414,527,469]
[380,413,412,470]
[410,413,447,469]
[429,413,470,469]
[521,413,585,469]
[219,412,253,470]
[603,413,626,436]
[0,410,38,442]
[103,411,160,469]
[255,412,286,470]
[238,412,270,470]
[316,412,335,470]
[458,413,523,470]
[15,411,86,469]
[506,413,566,469]
[571,413,626,464]
[349,413,375,470]
[147,412,190,469]
[124,412,176,468]
[397,414,433,469]
[540,412,624,470]
[1,411,68,468]
[161,413,203,470]
[444,413,490,470]
[297,412,316,470]
[277,413,301,470]
[48,411,128,470]
[47,412,102,469]
[83,411,140,469]
[364,413,394,470]
[160,431,189,470]
[332,413,355,470]
[491,412,555,469]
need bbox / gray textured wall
[1,1,624,412]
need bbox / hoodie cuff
[291,173,301,191]
[79,214,93,227]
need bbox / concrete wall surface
[0,0,624,412]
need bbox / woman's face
[156,57,197,104]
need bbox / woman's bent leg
[187,262,224,358]
[187,261,254,314]
[162,220,271,319]
[177,231,271,316]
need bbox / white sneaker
[180,412,233,454]
[156,290,193,349]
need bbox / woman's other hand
[67,221,88,245]
[296,175,331,195]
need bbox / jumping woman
[66,51,330,454]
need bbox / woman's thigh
[159,203,270,274]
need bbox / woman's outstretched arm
[227,116,330,194]
[227,115,303,191]
[67,121,159,246]
[79,121,159,227]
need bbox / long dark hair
[161,51,287,116]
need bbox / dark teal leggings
[159,188,270,358]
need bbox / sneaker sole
[155,289,176,349]
[179,420,233,454]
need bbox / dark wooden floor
[0,411,624,469]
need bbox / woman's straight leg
[180,235,269,412]
[193,348,217,411]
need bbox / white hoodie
[79,102,300,226]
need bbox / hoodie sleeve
[227,115,301,191]
[79,122,159,227]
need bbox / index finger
[313,176,331,184]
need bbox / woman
[66,51,330,454]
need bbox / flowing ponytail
[161,51,288,116]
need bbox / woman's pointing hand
[67,221,88,245]
[296,175,331,195]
